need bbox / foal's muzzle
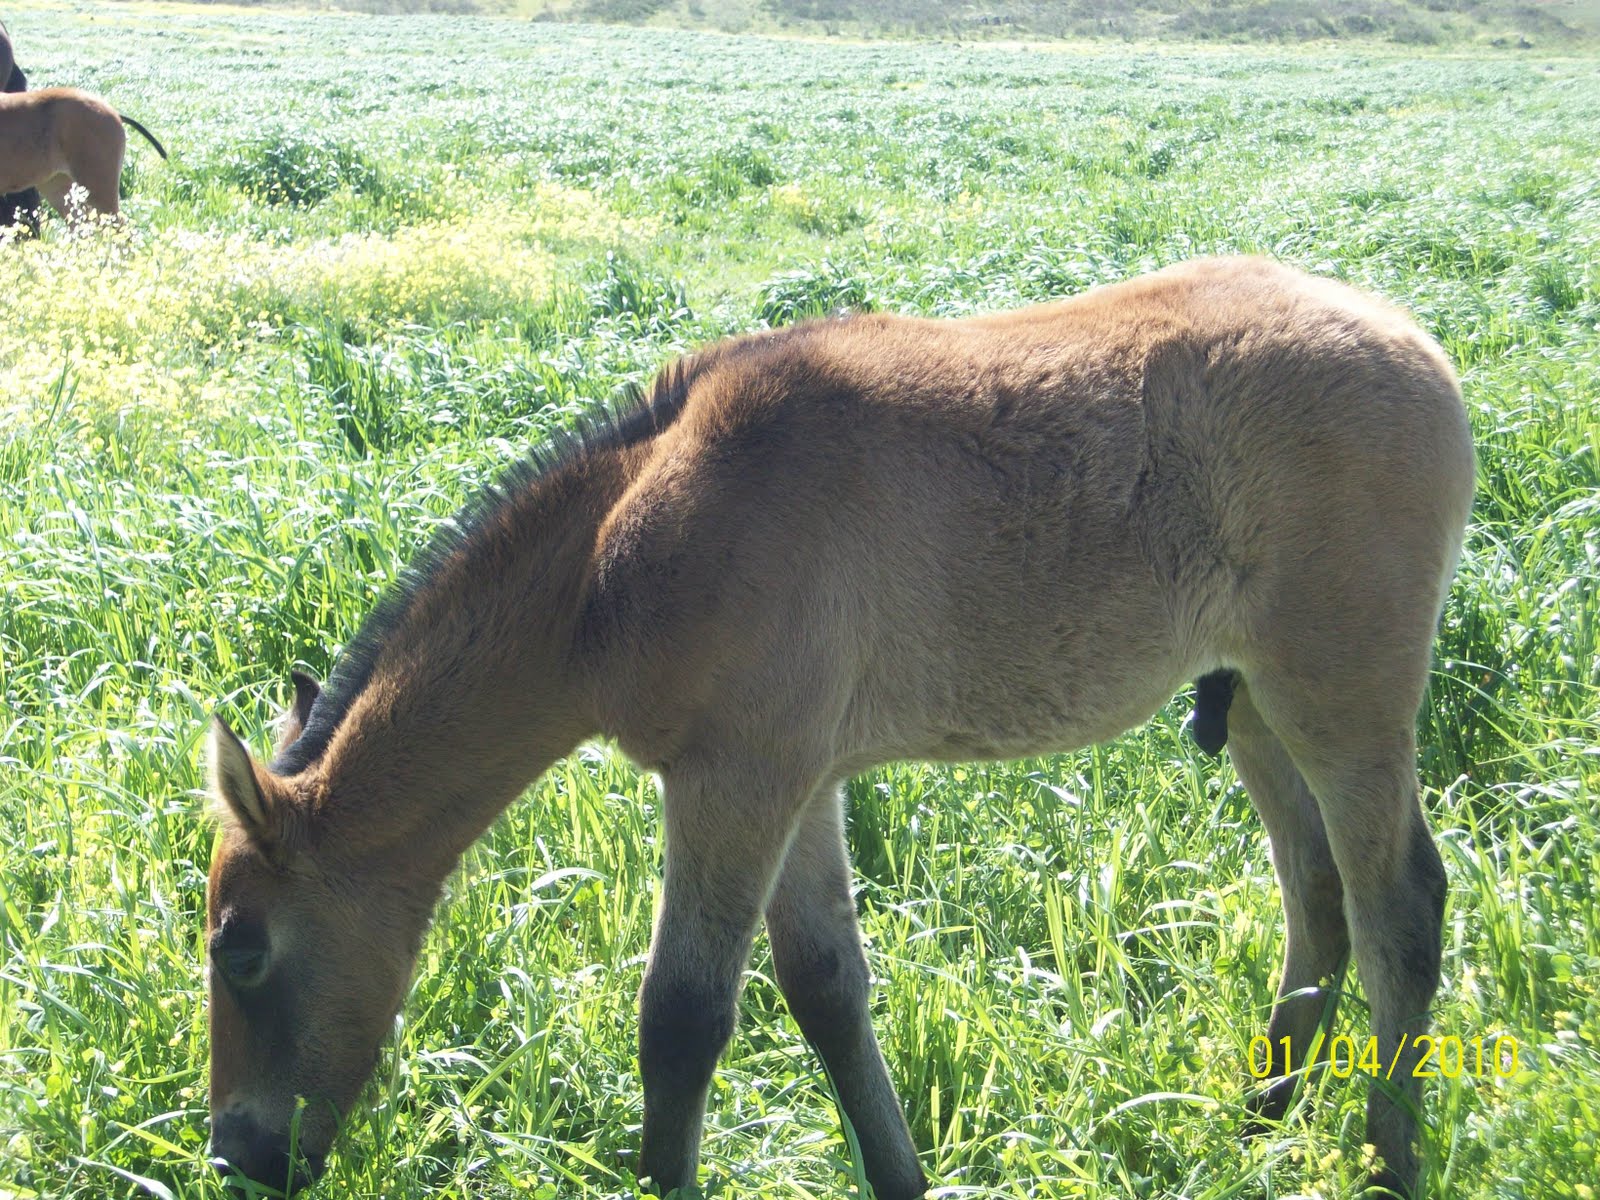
[210,1109,327,1192]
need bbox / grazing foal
[204,256,1474,1198]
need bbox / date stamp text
[1247,1033,1521,1080]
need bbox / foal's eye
[217,946,269,987]
[210,925,270,989]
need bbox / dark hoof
[1241,1076,1295,1138]
[1363,1166,1415,1198]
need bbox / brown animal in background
[0,75,40,235]
[0,86,166,221]
[201,257,1474,1199]
[0,21,42,235]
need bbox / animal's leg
[37,174,73,221]
[765,784,926,1200]
[1227,681,1350,1124]
[83,178,121,218]
[1250,678,1444,1198]
[0,187,41,238]
[78,155,122,219]
[637,758,813,1195]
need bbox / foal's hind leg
[71,124,124,220]
[1248,675,1446,1197]
[766,784,926,1200]
[1228,682,1351,1125]
[637,757,814,1195]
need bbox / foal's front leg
[766,785,927,1200]
[637,759,811,1195]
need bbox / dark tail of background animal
[121,115,168,160]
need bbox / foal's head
[204,674,431,1188]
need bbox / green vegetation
[543,0,1600,46]
[2,3,1598,1198]
[264,0,1600,47]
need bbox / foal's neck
[310,449,630,875]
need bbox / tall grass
[2,4,1597,1198]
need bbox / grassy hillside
[317,0,1600,46]
[2,3,1598,1199]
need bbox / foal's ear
[210,717,293,857]
[275,670,322,753]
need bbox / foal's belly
[897,659,1193,764]
[849,581,1197,768]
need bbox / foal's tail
[121,115,168,160]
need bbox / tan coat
[203,257,1474,1199]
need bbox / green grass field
[2,3,1598,1197]
[184,0,1600,47]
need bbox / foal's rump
[1157,265,1473,688]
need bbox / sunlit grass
[2,4,1597,1199]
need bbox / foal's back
[587,256,1473,772]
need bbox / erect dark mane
[268,356,703,777]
